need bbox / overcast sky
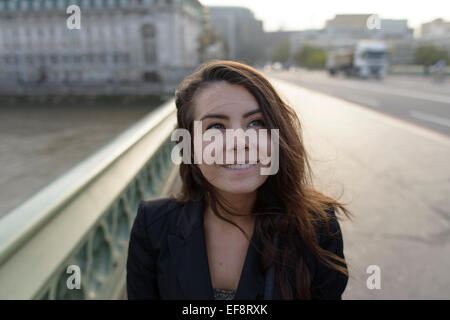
[200,0,450,32]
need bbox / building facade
[286,14,415,65]
[0,0,204,92]
[421,18,450,39]
[206,6,264,64]
[419,18,450,56]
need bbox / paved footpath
[269,77,450,299]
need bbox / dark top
[126,194,348,300]
[213,288,236,300]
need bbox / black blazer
[126,194,348,300]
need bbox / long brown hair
[173,60,352,299]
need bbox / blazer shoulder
[312,206,343,245]
[136,197,185,229]
[310,206,348,299]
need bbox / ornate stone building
[0,0,204,92]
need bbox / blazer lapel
[233,227,265,299]
[167,196,214,299]
[167,194,266,300]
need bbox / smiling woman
[126,60,352,300]
[170,101,279,175]
[192,81,273,196]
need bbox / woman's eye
[206,123,225,130]
[249,119,265,128]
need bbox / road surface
[268,70,450,137]
[269,77,450,299]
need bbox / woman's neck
[204,190,257,231]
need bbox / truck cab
[326,41,389,79]
[353,41,388,78]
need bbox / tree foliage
[414,45,449,65]
[294,45,327,69]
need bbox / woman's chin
[215,180,264,195]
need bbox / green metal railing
[0,98,179,299]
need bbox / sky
[200,0,450,32]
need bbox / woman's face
[192,81,271,195]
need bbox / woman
[126,60,351,300]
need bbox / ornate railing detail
[0,99,178,299]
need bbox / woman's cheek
[198,140,223,183]
[199,130,228,165]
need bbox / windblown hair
[173,60,352,299]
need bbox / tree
[294,45,327,69]
[414,45,449,66]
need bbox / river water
[0,100,164,217]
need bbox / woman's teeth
[223,163,254,169]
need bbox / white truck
[326,41,389,79]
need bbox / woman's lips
[221,161,259,173]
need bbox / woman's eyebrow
[200,108,261,121]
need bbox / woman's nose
[222,128,250,164]
[225,128,250,151]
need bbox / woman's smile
[221,161,259,173]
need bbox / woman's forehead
[193,82,259,119]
